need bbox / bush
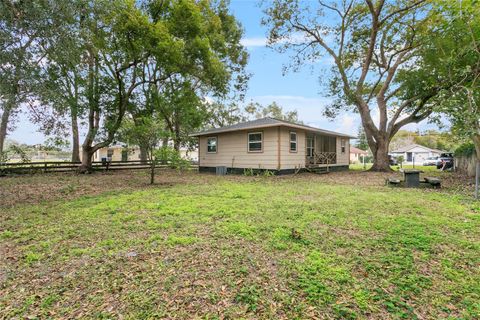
[455,142,476,157]
[155,147,190,170]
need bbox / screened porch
[305,133,341,167]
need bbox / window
[290,131,297,152]
[248,132,263,152]
[306,137,314,157]
[207,137,217,153]
[341,139,346,153]
[107,149,114,159]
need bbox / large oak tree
[263,0,465,171]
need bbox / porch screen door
[306,136,314,157]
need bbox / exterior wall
[350,153,360,163]
[279,127,306,170]
[83,146,198,162]
[198,127,279,170]
[180,149,198,161]
[92,147,141,162]
[336,137,350,165]
[390,150,441,165]
[198,126,350,171]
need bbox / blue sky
[10,0,434,145]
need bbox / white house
[390,144,445,165]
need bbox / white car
[423,156,439,166]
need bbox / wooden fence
[0,160,198,174]
[455,155,478,177]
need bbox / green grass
[349,163,441,173]
[1,174,479,319]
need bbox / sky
[9,0,437,145]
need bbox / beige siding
[336,137,350,165]
[279,127,306,169]
[199,127,279,170]
[198,126,351,170]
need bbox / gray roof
[390,144,446,154]
[190,117,356,138]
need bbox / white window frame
[207,137,217,153]
[248,132,263,153]
[289,131,297,153]
[341,139,346,153]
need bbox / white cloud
[334,114,357,136]
[240,37,268,48]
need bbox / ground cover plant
[1,170,479,319]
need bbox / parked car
[388,155,398,166]
[423,156,439,166]
[436,153,454,170]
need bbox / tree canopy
[262,0,477,171]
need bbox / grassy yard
[349,163,442,173]
[1,170,479,319]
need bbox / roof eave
[190,123,356,139]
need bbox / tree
[245,101,301,123]
[150,78,206,152]
[0,0,58,155]
[124,0,248,158]
[205,101,247,127]
[263,0,472,171]
[119,117,167,184]
[421,0,480,197]
[355,125,369,151]
[33,1,89,162]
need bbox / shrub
[155,147,190,170]
[455,142,476,157]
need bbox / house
[91,145,141,162]
[350,147,368,164]
[190,117,355,174]
[390,144,445,165]
[82,145,199,162]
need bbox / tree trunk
[71,110,80,162]
[150,162,155,184]
[369,138,392,172]
[162,137,168,148]
[79,145,93,173]
[0,107,10,155]
[173,138,180,152]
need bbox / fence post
[44,163,47,173]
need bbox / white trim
[248,132,263,153]
[289,131,297,152]
[207,137,217,153]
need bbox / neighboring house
[390,144,445,165]
[350,147,368,164]
[81,145,199,162]
[190,117,355,174]
[91,145,141,162]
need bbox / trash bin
[216,166,227,175]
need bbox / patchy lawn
[1,170,479,319]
